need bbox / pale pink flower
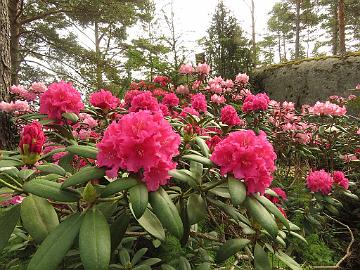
[176,85,190,94]
[179,64,194,74]
[79,113,98,128]
[196,63,210,74]
[211,94,226,104]
[0,100,30,113]
[356,84,360,90]
[192,80,201,90]
[30,82,47,93]
[308,101,346,116]
[235,73,249,84]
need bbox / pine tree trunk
[251,0,256,64]
[8,0,20,85]
[338,0,346,54]
[294,0,301,59]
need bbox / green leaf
[18,169,35,180]
[254,243,271,270]
[253,194,290,230]
[61,166,105,188]
[187,194,207,225]
[119,249,130,265]
[178,256,191,270]
[161,265,176,270]
[110,212,130,251]
[129,183,148,219]
[37,163,66,176]
[244,196,278,238]
[132,248,148,266]
[149,188,183,239]
[216,238,250,263]
[80,208,111,270]
[20,195,59,243]
[82,182,98,203]
[27,213,84,270]
[195,137,209,158]
[195,262,211,270]
[58,153,75,173]
[0,204,21,251]
[66,145,98,160]
[289,231,308,244]
[23,179,80,202]
[342,191,358,200]
[0,159,23,167]
[134,208,165,241]
[138,257,161,266]
[100,177,138,197]
[275,251,302,270]
[228,177,246,205]
[62,112,79,123]
[190,161,203,183]
[168,169,197,187]
[182,154,213,166]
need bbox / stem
[202,178,227,192]
[97,194,124,202]
[0,178,23,192]
[0,173,22,188]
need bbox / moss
[157,235,186,264]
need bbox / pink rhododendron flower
[357,128,360,135]
[347,95,357,101]
[129,91,160,113]
[196,63,210,74]
[192,80,201,90]
[211,94,226,104]
[191,93,207,112]
[153,75,171,86]
[356,83,360,90]
[242,93,270,113]
[282,101,295,111]
[179,64,194,74]
[272,187,287,201]
[308,101,346,116]
[10,85,36,101]
[39,81,84,120]
[176,85,190,94]
[211,130,277,194]
[79,113,97,128]
[30,82,47,93]
[162,93,179,107]
[180,107,200,117]
[235,73,249,84]
[206,135,222,152]
[0,195,24,206]
[96,110,181,191]
[159,104,170,116]
[89,89,119,110]
[124,90,142,106]
[0,100,30,112]
[224,79,234,89]
[19,121,46,164]
[278,206,287,218]
[332,171,349,190]
[306,170,333,195]
[221,105,241,126]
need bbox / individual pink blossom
[196,63,210,74]
[96,110,181,191]
[129,91,160,113]
[0,100,30,113]
[191,93,207,112]
[10,85,36,101]
[242,93,270,113]
[179,64,194,74]
[221,105,241,126]
[308,101,346,116]
[282,101,295,111]
[357,128,360,135]
[347,95,357,101]
[211,94,226,105]
[294,132,311,144]
[30,82,47,93]
[19,121,46,164]
[39,81,84,120]
[272,187,287,201]
[332,171,349,190]
[89,89,119,110]
[341,154,358,163]
[79,113,97,128]
[211,130,277,194]
[306,170,333,195]
[180,107,200,117]
[162,93,179,107]
[176,85,190,94]
[235,73,249,84]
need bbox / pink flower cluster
[0,195,24,206]
[211,130,277,194]
[242,93,270,113]
[206,77,233,93]
[221,105,242,126]
[196,63,210,75]
[162,93,179,107]
[97,110,181,191]
[179,64,194,74]
[153,75,171,86]
[89,89,119,110]
[235,73,249,85]
[191,93,207,112]
[129,91,160,113]
[19,121,46,164]
[0,100,29,112]
[180,107,199,118]
[176,85,190,94]
[308,101,346,116]
[332,171,349,190]
[39,81,84,120]
[306,170,333,194]
[211,94,226,104]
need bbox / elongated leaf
[134,208,165,241]
[254,194,290,230]
[100,177,138,198]
[61,166,105,188]
[178,257,191,270]
[23,179,80,202]
[27,213,84,270]
[110,212,130,251]
[182,155,213,166]
[20,195,59,243]
[244,197,278,237]
[129,183,148,219]
[254,243,271,270]
[80,208,111,270]
[275,251,302,270]
[66,145,98,160]
[195,262,211,270]
[216,238,250,262]
[190,161,203,183]
[228,177,246,205]
[0,204,21,251]
[62,112,79,123]
[168,169,197,187]
[149,188,183,239]
[195,137,209,158]
[187,194,207,225]
[289,231,308,244]
[37,163,66,176]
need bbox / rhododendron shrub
[0,66,358,270]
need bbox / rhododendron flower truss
[97,110,181,191]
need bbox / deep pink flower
[97,111,181,191]
[306,170,333,195]
[332,171,349,190]
[0,195,24,206]
[242,93,270,113]
[159,104,170,116]
[19,121,46,164]
[153,75,171,86]
[162,93,179,107]
[180,107,200,118]
[211,130,276,194]
[89,89,119,110]
[129,91,160,113]
[191,93,207,112]
[206,135,222,152]
[39,81,84,120]
[124,90,142,106]
[272,187,287,200]
[221,105,241,126]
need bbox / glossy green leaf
[195,137,209,158]
[182,154,213,166]
[254,243,271,270]
[275,250,302,270]
[195,262,211,270]
[168,169,197,187]
[80,208,111,270]
[37,163,66,176]
[228,176,246,205]
[110,212,130,251]
[100,177,138,197]
[27,213,84,270]
[62,112,79,123]
[216,238,250,262]
[20,195,59,243]
[187,194,207,225]
[0,204,21,251]
[178,256,191,270]
[62,166,105,189]
[66,145,98,160]
[134,208,165,241]
[129,183,148,219]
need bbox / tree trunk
[338,0,346,54]
[332,1,339,55]
[8,0,21,85]
[0,0,17,150]
[251,0,256,64]
[294,0,301,59]
[94,21,103,89]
